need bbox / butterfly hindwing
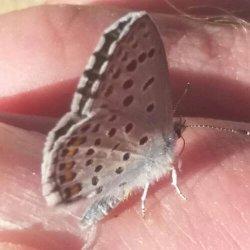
[42,107,175,205]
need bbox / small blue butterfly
[41,11,185,238]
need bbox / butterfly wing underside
[42,11,175,228]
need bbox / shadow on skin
[170,69,250,122]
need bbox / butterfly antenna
[173,82,191,115]
[187,124,250,136]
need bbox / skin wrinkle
[115,218,136,250]
[181,206,207,250]
[119,235,133,250]
[231,203,248,225]
[214,223,238,249]
[215,171,250,240]
[191,175,239,249]
[122,207,155,249]
[179,194,213,249]
[137,207,165,250]
[217,222,241,249]
[132,204,161,249]
[169,217,199,247]
[146,193,173,238]
[145,198,178,249]
[156,193,201,248]
[100,214,132,250]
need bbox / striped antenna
[187,124,250,136]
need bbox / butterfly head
[173,117,187,139]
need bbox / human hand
[0,1,250,249]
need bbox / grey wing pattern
[41,11,176,229]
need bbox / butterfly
[41,11,185,233]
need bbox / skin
[0,1,250,249]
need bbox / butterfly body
[42,11,181,231]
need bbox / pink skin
[0,1,250,249]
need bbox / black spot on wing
[50,119,76,151]
[75,16,132,115]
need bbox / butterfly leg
[141,182,149,218]
[171,166,186,200]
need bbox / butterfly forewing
[71,12,173,132]
[42,12,175,209]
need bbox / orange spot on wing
[70,183,82,196]
[59,171,76,184]
[63,183,82,200]
[67,147,79,157]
